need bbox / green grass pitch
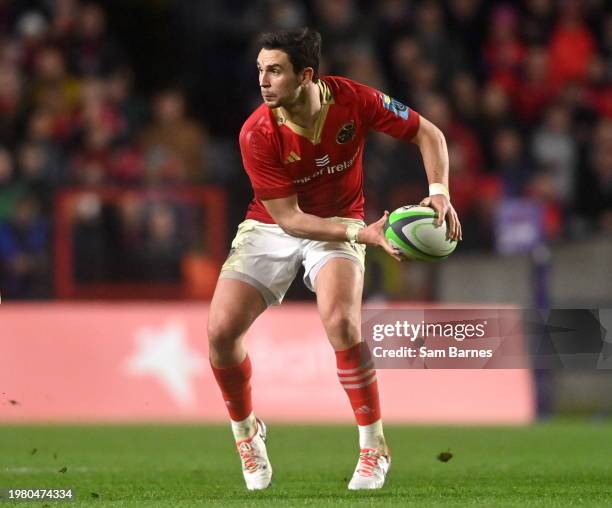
[1,421,610,506]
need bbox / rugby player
[208,27,461,490]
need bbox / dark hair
[258,28,322,83]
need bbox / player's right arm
[262,195,402,261]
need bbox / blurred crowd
[0,0,610,299]
[0,0,212,298]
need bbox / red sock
[335,343,381,425]
[210,355,253,421]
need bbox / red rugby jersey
[239,76,420,223]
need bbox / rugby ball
[384,205,457,261]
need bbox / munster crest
[336,121,356,144]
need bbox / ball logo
[336,121,356,144]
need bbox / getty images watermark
[361,309,612,369]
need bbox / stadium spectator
[135,203,184,282]
[0,193,49,298]
[410,56,441,106]
[492,127,530,197]
[479,83,515,166]
[514,46,554,124]
[24,107,69,185]
[447,0,487,75]
[15,10,49,75]
[16,141,63,212]
[601,12,612,68]
[106,67,147,142]
[30,46,81,141]
[48,0,79,46]
[0,61,25,147]
[413,0,464,85]
[140,88,209,183]
[0,1,18,34]
[72,192,109,282]
[66,2,126,77]
[522,0,556,45]
[77,77,124,140]
[450,72,481,130]
[311,0,367,75]
[583,56,612,118]
[577,118,612,233]
[69,124,115,186]
[266,0,307,30]
[343,43,387,91]
[0,146,24,220]
[388,35,422,102]
[27,106,61,144]
[363,131,425,215]
[547,0,596,90]
[531,103,577,206]
[482,4,526,97]
[420,92,484,175]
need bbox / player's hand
[420,195,462,241]
[358,211,405,262]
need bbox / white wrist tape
[345,223,364,245]
[429,183,450,199]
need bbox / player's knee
[207,314,241,349]
[324,312,360,346]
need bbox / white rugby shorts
[220,217,366,306]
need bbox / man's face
[257,49,303,109]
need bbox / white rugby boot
[347,448,391,490]
[235,418,272,490]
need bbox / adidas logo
[315,154,330,167]
[355,405,373,415]
[284,151,301,164]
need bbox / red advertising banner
[0,304,534,424]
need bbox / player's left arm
[357,82,461,241]
[411,116,462,241]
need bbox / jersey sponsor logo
[336,121,356,144]
[314,154,330,167]
[284,151,301,164]
[293,149,359,184]
[381,94,409,120]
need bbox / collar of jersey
[272,79,334,145]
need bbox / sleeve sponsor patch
[381,94,409,120]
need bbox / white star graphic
[124,321,205,409]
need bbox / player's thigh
[314,257,364,349]
[207,277,267,346]
[223,220,301,306]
